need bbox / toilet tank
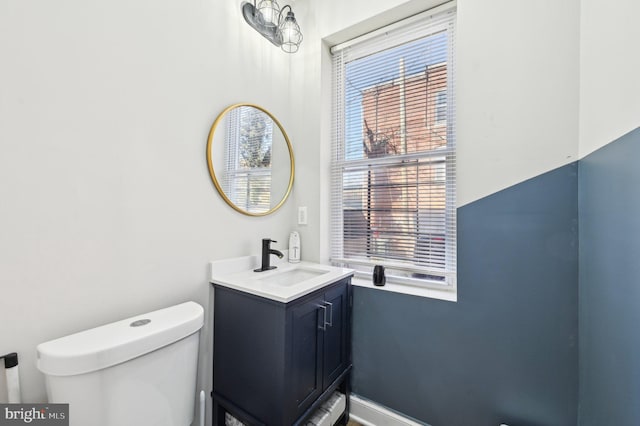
[37,301,204,426]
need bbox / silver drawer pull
[323,301,333,327]
[317,305,327,331]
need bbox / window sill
[351,276,457,302]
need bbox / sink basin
[209,256,354,303]
[256,266,330,287]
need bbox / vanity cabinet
[211,277,352,426]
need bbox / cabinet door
[290,295,324,416]
[322,282,349,389]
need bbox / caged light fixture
[241,0,303,53]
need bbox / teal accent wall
[579,127,640,425]
[352,164,579,426]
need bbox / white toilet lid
[37,301,204,376]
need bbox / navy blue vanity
[209,257,353,426]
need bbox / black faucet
[254,238,284,272]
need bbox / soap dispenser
[288,231,301,263]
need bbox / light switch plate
[298,206,308,225]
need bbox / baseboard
[349,394,427,426]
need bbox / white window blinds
[330,5,457,287]
[224,107,274,213]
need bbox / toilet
[37,301,204,426]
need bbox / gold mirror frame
[206,103,295,217]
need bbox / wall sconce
[241,0,303,53]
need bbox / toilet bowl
[37,301,204,426]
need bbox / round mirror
[207,104,295,216]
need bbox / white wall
[456,0,580,206]
[0,0,302,414]
[579,0,640,156]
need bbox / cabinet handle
[323,301,333,327]
[317,305,327,331]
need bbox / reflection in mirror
[207,104,294,216]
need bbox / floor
[347,421,363,426]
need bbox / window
[223,107,273,213]
[330,5,456,289]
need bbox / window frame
[329,4,457,295]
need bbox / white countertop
[209,254,354,303]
